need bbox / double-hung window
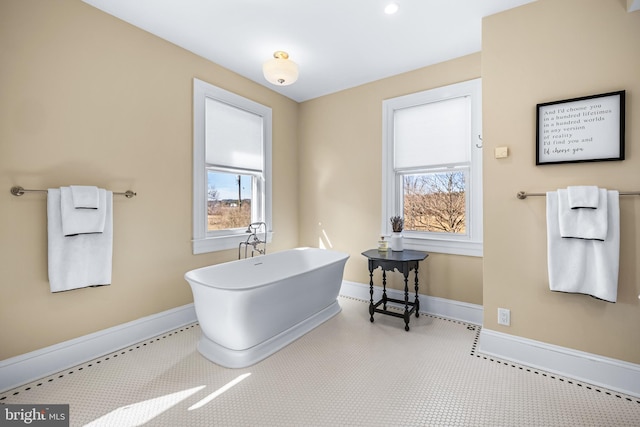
[192,78,272,254]
[382,79,482,256]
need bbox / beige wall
[0,0,299,359]
[298,54,484,305]
[482,0,640,363]
[2,0,638,368]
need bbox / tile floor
[1,297,639,426]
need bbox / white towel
[546,190,619,303]
[557,188,608,241]
[60,187,107,236]
[48,188,113,292]
[567,185,599,209]
[70,185,99,209]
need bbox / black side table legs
[402,271,411,331]
[414,265,420,317]
[362,249,429,331]
[369,269,375,322]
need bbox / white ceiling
[82,0,536,102]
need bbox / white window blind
[205,97,264,172]
[393,96,471,170]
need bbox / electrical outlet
[498,308,511,326]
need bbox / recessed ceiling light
[384,3,399,15]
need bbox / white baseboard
[7,287,636,400]
[342,280,640,398]
[0,303,197,393]
[479,328,640,398]
[340,280,483,325]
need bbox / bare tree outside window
[403,171,466,234]
[207,187,219,216]
[207,173,252,231]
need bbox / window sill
[402,236,482,257]
[193,231,273,255]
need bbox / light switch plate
[495,146,509,159]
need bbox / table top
[362,249,429,262]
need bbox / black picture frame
[536,90,625,165]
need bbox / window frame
[192,78,272,254]
[381,78,482,257]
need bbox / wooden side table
[361,249,429,331]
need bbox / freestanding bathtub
[185,247,349,368]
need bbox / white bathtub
[184,247,349,368]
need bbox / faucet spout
[239,222,267,259]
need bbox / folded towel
[61,187,107,236]
[557,188,608,241]
[546,190,619,303]
[70,185,99,209]
[567,185,599,209]
[48,188,113,292]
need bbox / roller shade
[394,96,470,170]
[205,97,264,172]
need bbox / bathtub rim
[184,247,350,291]
[196,300,342,368]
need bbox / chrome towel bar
[10,186,136,198]
[517,190,640,199]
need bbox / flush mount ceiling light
[384,2,399,15]
[262,51,299,86]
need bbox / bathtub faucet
[239,222,267,259]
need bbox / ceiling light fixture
[262,51,299,86]
[384,3,399,15]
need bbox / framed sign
[536,90,625,165]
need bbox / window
[193,78,272,254]
[206,172,254,231]
[382,79,482,256]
